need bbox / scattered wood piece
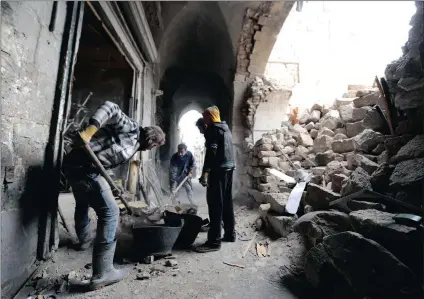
[242,232,258,258]
[256,243,267,257]
[223,261,245,269]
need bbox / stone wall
[0,1,67,297]
[385,1,424,132]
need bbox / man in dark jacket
[63,101,165,290]
[195,106,236,252]
[169,143,196,202]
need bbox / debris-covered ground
[242,77,424,299]
[18,182,307,299]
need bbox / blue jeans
[67,172,119,245]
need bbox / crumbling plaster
[1,1,67,297]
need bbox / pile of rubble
[243,85,424,298]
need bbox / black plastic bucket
[131,217,183,260]
[164,211,203,249]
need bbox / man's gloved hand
[79,125,98,143]
[171,187,176,194]
[199,172,209,187]
[188,171,193,178]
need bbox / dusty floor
[19,181,305,299]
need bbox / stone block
[346,120,365,137]
[248,188,265,203]
[353,91,379,108]
[267,214,298,238]
[353,129,384,153]
[305,183,340,210]
[340,167,372,196]
[259,203,271,220]
[332,138,354,153]
[313,135,333,153]
[264,192,290,214]
[258,151,277,158]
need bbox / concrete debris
[350,209,422,275]
[338,104,354,122]
[333,133,348,141]
[267,213,297,237]
[305,183,340,210]
[309,110,321,122]
[165,260,178,267]
[352,154,379,175]
[372,143,386,155]
[323,161,349,183]
[293,210,351,248]
[370,163,394,192]
[318,127,335,137]
[363,107,386,131]
[346,120,365,137]
[263,192,289,214]
[340,167,372,196]
[313,135,333,153]
[389,157,424,187]
[353,91,379,108]
[305,232,423,299]
[297,132,314,147]
[305,122,315,131]
[332,138,354,153]
[315,150,335,166]
[391,135,424,163]
[331,173,348,193]
[353,129,384,153]
[310,129,319,139]
[136,272,151,280]
[319,110,342,131]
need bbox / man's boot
[89,240,128,290]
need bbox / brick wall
[0,1,67,297]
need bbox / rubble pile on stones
[243,83,424,299]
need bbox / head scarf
[203,106,221,123]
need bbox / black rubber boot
[222,232,236,242]
[194,241,221,253]
[89,240,128,290]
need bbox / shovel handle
[81,139,133,215]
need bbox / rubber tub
[164,210,203,249]
[132,217,183,260]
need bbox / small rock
[384,135,414,156]
[136,272,151,280]
[310,166,325,176]
[363,107,386,131]
[346,120,365,137]
[377,150,389,164]
[332,138,354,153]
[267,214,298,237]
[292,123,308,134]
[338,104,354,122]
[353,129,384,153]
[372,143,386,155]
[370,163,394,192]
[334,127,347,135]
[319,110,342,130]
[309,110,321,122]
[353,154,379,175]
[258,143,274,151]
[258,151,277,158]
[353,91,379,108]
[84,263,92,270]
[336,98,354,107]
[263,193,289,214]
[165,260,178,267]
[315,150,335,166]
[340,167,372,196]
[304,205,314,214]
[143,256,154,264]
[333,133,348,141]
[305,183,340,210]
[324,161,349,182]
[305,122,315,131]
[35,278,51,290]
[318,127,335,137]
[257,137,272,145]
[352,106,372,122]
[347,200,386,211]
[310,129,318,139]
[332,173,348,193]
[311,103,323,111]
[67,271,78,281]
[313,135,333,153]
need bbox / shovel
[169,176,190,204]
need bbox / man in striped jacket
[63,101,165,290]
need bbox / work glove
[199,172,209,187]
[188,171,193,178]
[79,125,98,143]
[171,187,176,194]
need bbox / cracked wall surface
[0,1,67,297]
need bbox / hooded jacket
[203,121,235,173]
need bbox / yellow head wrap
[203,106,221,123]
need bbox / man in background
[169,143,196,202]
[196,106,236,253]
